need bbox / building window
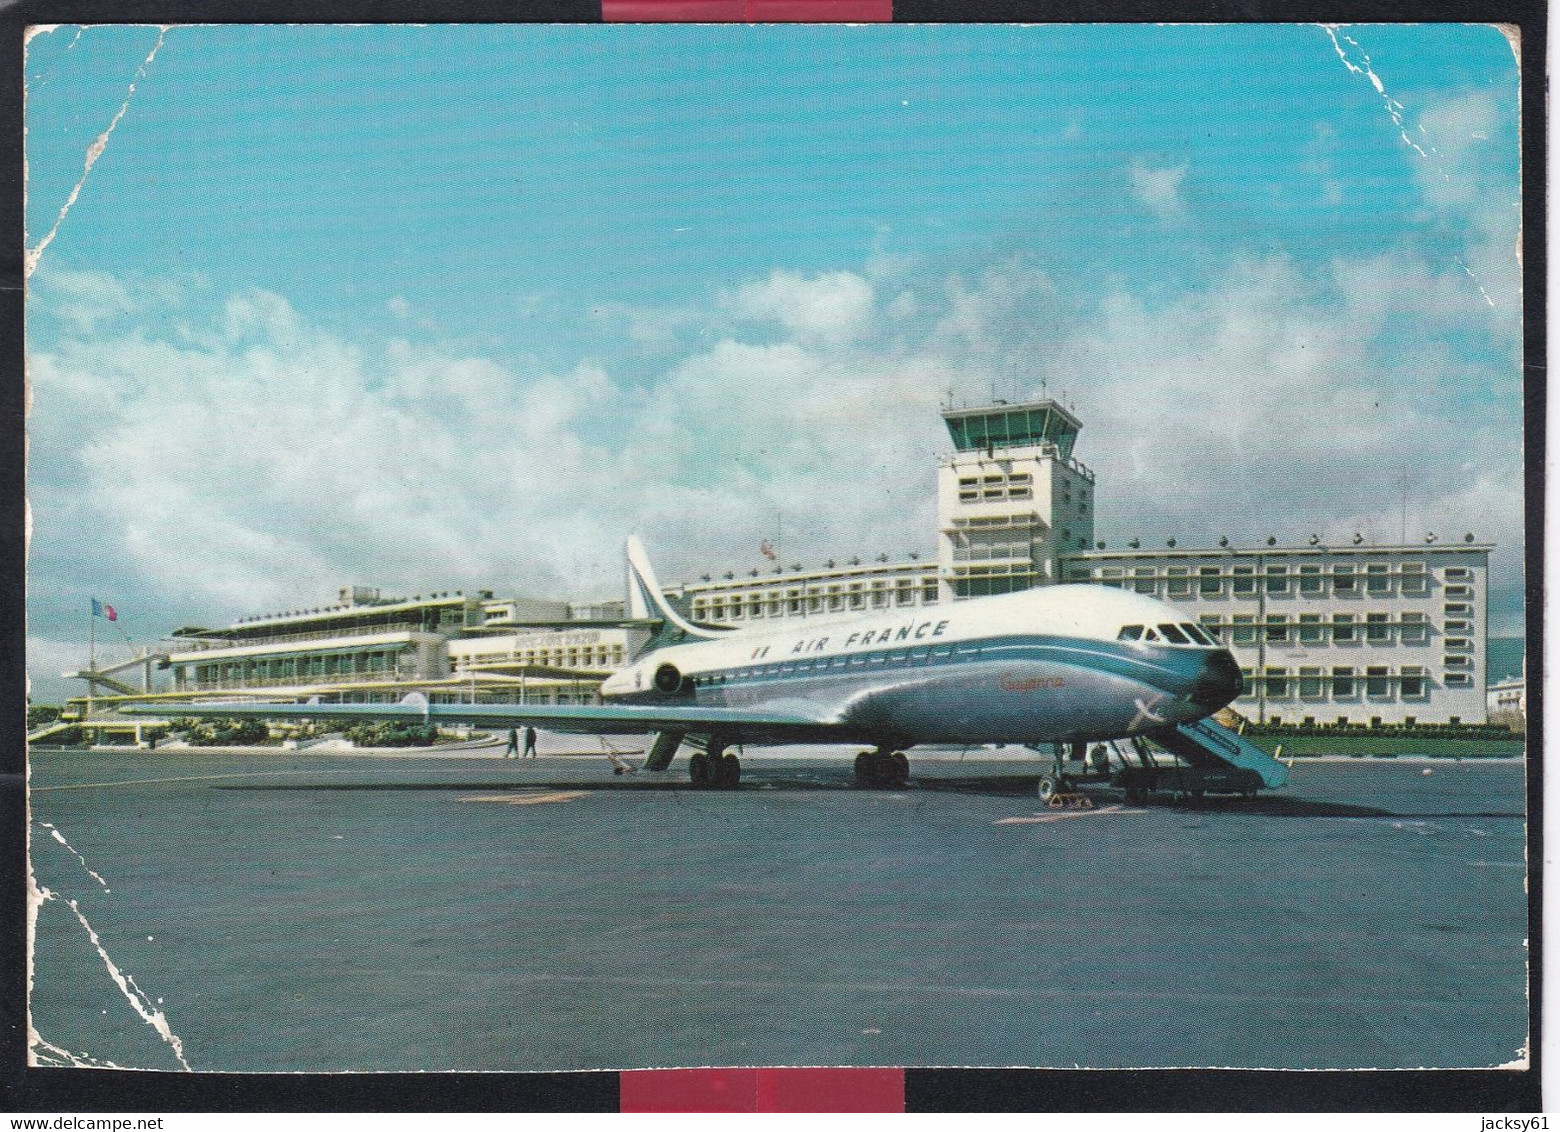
[1401,667,1426,698]
[1232,614,1257,645]
[1265,615,1288,643]
[1167,567,1191,598]
[1298,614,1323,644]
[1444,655,1472,668]
[1366,666,1392,698]
[1444,603,1470,615]
[1366,563,1392,595]
[1199,566,1222,596]
[1299,565,1323,594]
[1133,568,1157,596]
[1298,666,1325,698]
[1446,673,1472,686]
[1238,668,1255,698]
[1445,584,1472,597]
[1445,566,1470,579]
[1332,613,1356,642]
[1333,565,1356,593]
[1400,562,1428,595]
[1232,565,1256,595]
[1332,667,1356,698]
[1399,612,1428,643]
[1365,613,1391,642]
[1265,667,1288,698]
[1099,567,1123,589]
[1445,636,1471,650]
[1199,614,1223,644]
[1265,565,1289,595]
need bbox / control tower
[937,398,1096,600]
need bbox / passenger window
[1117,625,1145,641]
[1158,624,1190,645]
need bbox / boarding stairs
[1113,717,1287,800]
[1156,717,1289,788]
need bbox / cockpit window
[1181,623,1215,646]
[1117,625,1145,641]
[1157,623,1190,645]
[1142,627,1160,642]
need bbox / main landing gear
[688,741,741,789]
[854,748,909,788]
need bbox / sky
[24,23,1525,702]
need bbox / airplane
[119,537,1288,797]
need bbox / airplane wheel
[1037,774,1057,801]
[689,752,710,787]
[720,753,741,788]
[854,751,874,786]
[889,752,909,785]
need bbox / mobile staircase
[1118,718,1289,802]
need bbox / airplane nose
[1190,649,1242,709]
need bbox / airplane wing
[115,697,851,745]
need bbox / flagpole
[88,598,96,718]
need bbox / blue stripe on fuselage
[663,633,1213,702]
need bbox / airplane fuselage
[601,585,1242,747]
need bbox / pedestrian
[505,728,519,759]
[523,725,538,759]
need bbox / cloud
[26,168,1524,703]
[1409,89,1522,337]
[1127,158,1189,222]
[1039,254,1522,562]
[725,269,876,345]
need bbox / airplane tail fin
[625,536,726,643]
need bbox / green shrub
[188,719,270,746]
[345,721,439,748]
[27,704,63,729]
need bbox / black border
[3,0,1544,1114]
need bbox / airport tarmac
[26,745,1528,1073]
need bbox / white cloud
[26,213,1524,671]
[387,294,411,319]
[1038,254,1521,558]
[725,269,875,345]
[1409,89,1522,337]
[1128,158,1189,222]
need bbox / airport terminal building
[672,400,1491,727]
[63,398,1495,730]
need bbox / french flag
[91,598,117,622]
